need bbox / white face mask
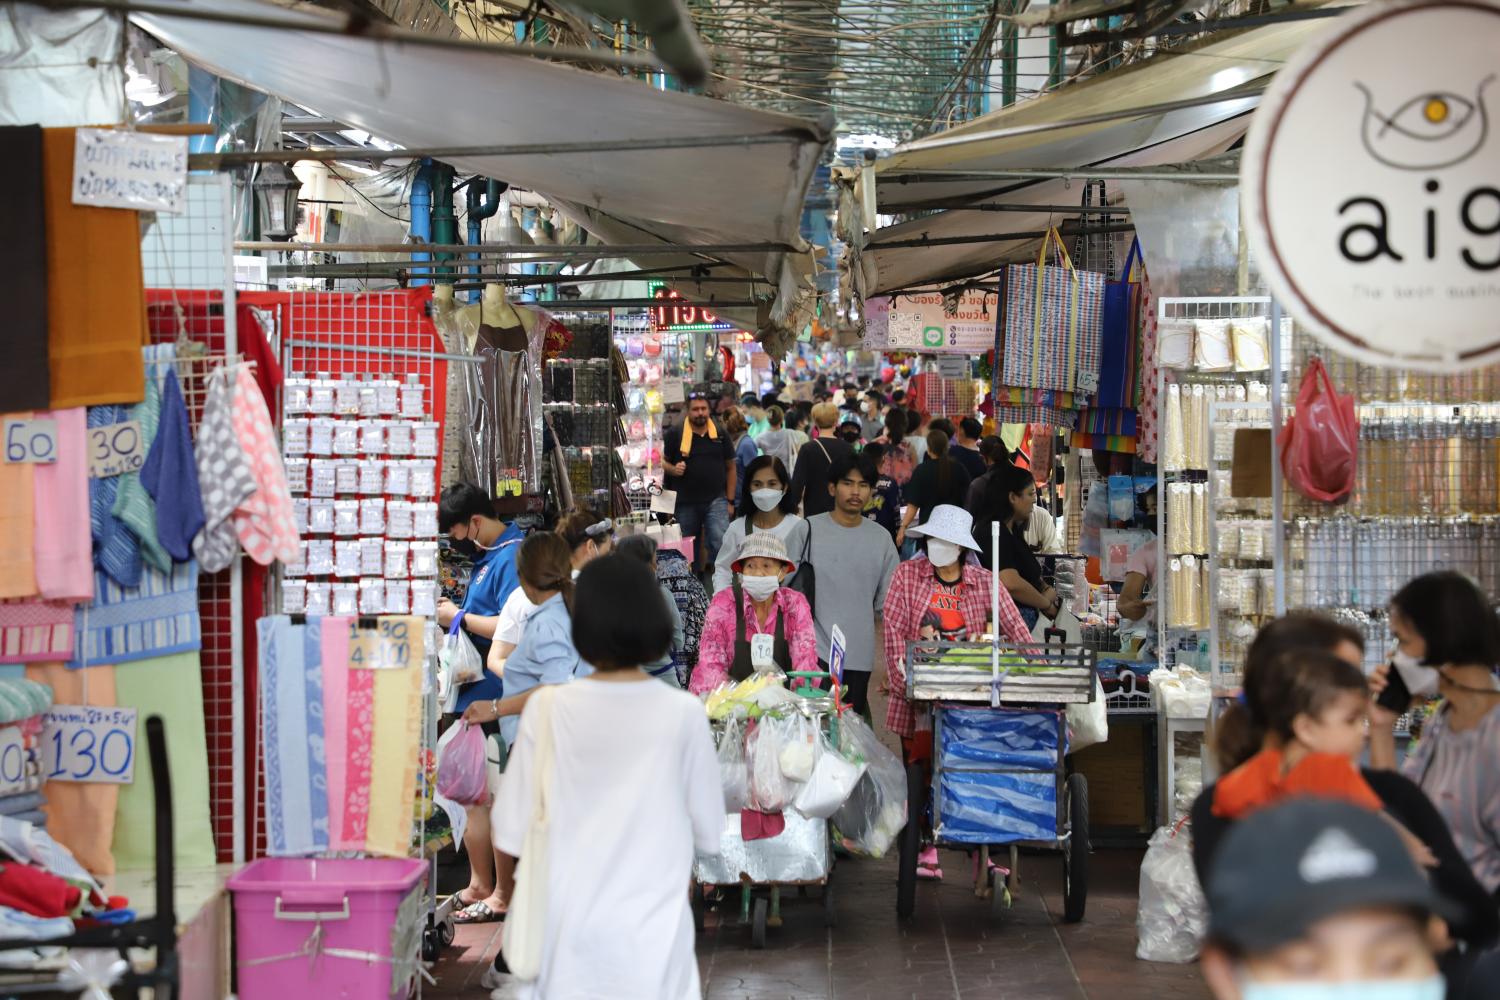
[1391,649,1441,698]
[1241,974,1444,1000]
[741,574,781,601]
[751,489,785,512]
[926,539,962,568]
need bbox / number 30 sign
[89,420,146,478]
[41,706,138,785]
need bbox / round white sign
[1242,0,1500,371]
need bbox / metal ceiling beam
[234,240,797,255]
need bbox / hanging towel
[257,616,328,856]
[111,651,216,871]
[341,637,375,850]
[141,369,205,563]
[320,616,352,850]
[67,561,200,669]
[0,681,52,726]
[0,602,73,665]
[0,441,37,601]
[229,366,299,566]
[111,347,169,574]
[0,794,45,819]
[31,408,91,603]
[24,663,118,876]
[364,616,424,857]
[0,127,50,412]
[41,128,147,409]
[192,368,256,573]
[302,619,330,851]
[88,406,142,588]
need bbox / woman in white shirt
[712,455,808,593]
[488,554,724,998]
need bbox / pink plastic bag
[436,722,488,805]
[1279,357,1359,503]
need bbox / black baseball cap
[1206,799,1458,953]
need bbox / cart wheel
[692,884,706,934]
[437,917,455,947]
[896,761,924,919]
[1062,773,1090,923]
[751,896,769,949]
[421,926,442,963]
[823,881,837,929]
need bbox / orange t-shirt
[1212,748,1384,820]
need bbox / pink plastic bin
[228,857,428,1000]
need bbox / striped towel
[89,405,142,589]
[0,601,73,664]
[111,346,170,574]
[258,616,329,855]
[66,561,200,669]
[0,681,52,726]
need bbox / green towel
[111,351,169,573]
[0,679,52,725]
[111,652,216,871]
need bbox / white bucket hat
[731,533,798,574]
[906,504,982,552]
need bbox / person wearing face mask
[690,534,817,694]
[1200,798,1458,1000]
[837,416,864,447]
[880,504,1032,880]
[1369,571,1500,899]
[860,390,887,442]
[974,463,1058,628]
[558,508,614,579]
[711,456,806,594]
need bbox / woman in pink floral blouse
[689,534,818,693]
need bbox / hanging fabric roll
[1162,383,1186,472]
[0,126,51,412]
[1191,483,1209,554]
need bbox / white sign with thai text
[72,128,188,214]
[42,706,138,785]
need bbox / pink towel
[0,600,73,663]
[32,408,92,602]
[342,645,375,849]
[228,366,300,566]
[320,616,352,849]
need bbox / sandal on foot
[454,901,506,924]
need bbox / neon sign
[649,282,736,333]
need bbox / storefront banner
[1243,0,1500,372]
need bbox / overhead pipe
[409,160,435,285]
[429,162,459,284]
[465,178,506,302]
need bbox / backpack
[880,439,915,486]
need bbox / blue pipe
[465,178,504,302]
[410,160,435,285]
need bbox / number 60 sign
[41,706,138,785]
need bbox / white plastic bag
[1066,674,1109,752]
[793,736,866,819]
[717,718,749,812]
[1135,823,1208,963]
[778,715,818,783]
[747,718,790,811]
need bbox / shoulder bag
[501,684,560,981]
[786,518,816,614]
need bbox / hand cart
[894,634,1096,924]
[692,671,841,949]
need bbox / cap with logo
[1206,798,1458,953]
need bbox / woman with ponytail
[896,429,971,554]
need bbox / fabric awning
[844,10,1344,296]
[127,0,831,341]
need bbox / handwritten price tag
[4,418,58,464]
[72,128,187,214]
[0,728,30,796]
[89,420,145,478]
[349,617,423,670]
[41,706,138,785]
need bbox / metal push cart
[894,635,1096,923]
[692,672,841,949]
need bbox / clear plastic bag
[793,732,866,819]
[1136,823,1208,963]
[718,718,749,812]
[438,615,484,707]
[747,718,791,812]
[435,722,489,805]
[830,713,907,857]
[778,715,819,783]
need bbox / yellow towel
[679,416,717,457]
[42,128,148,408]
[0,412,38,600]
[364,616,425,857]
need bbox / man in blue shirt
[436,482,523,924]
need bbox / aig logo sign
[1243,0,1500,371]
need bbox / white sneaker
[481,962,521,998]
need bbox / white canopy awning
[128,0,831,338]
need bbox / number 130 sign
[41,706,137,784]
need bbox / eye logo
[1356,75,1495,169]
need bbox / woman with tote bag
[487,554,725,998]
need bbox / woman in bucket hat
[689,533,818,694]
[881,504,1033,880]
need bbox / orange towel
[0,412,38,600]
[1213,748,1384,820]
[41,128,147,408]
[26,662,120,876]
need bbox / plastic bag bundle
[718,718,750,812]
[793,732,866,819]
[778,715,818,783]
[747,719,791,812]
[435,722,488,805]
[1136,824,1208,963]
[830,713,907,858]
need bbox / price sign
[89,420,145,478]
[350,616,422,670]
[72,128,187,214]
[660,378,686,406]
[41,706,138,784]
[4,418,58,464]
[829,625,847,686]
[0,728,29,796]
[937,355,971,379]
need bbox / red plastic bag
[436,722,488,805]
[1279,358,1359,503]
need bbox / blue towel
[0,793,45,817]
[258,615,328,855]
[88,405,143,588]
[67,560,201,668]
[142,369,205,563]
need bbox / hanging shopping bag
[438,613,484,712]
[1002,228,1108,394]
[1279,357,1359,503]
[435,722,489,805]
